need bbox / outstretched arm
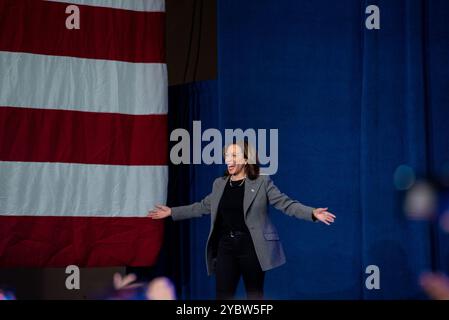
[265,175,335,225]
[170,193,213,221]
[147,195,212,221]
[148,179,216,221]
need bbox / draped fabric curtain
[167,81,220,299]
[359,0,438,299]
[170,0,449,299]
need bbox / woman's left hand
[312,207,336,225]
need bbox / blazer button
[251,189,255,192]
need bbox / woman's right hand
[148,204,172,219]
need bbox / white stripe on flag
[0,51,167,115]
[46,0,165,12]
[0,161,168,217]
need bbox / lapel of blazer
[243,176,263,217]
[211,175,264,223]
[211,176,228,222]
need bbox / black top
[215,177,249,236]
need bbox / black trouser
[215,231,265,300]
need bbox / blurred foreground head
[0,287,16,300]
[145,277,176,300]
[107,273,176,300]
[420,272,449,300]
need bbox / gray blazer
[171,174,317,275]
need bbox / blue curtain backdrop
[167,0,449,299]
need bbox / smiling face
[224,144,247,177]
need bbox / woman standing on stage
[149,141,336,299]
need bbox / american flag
[0,0,168,267]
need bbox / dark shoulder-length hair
[222,140,260,180]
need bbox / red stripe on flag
[0,0,165,63]
[0,106,168,165]
[0,216,164,267]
